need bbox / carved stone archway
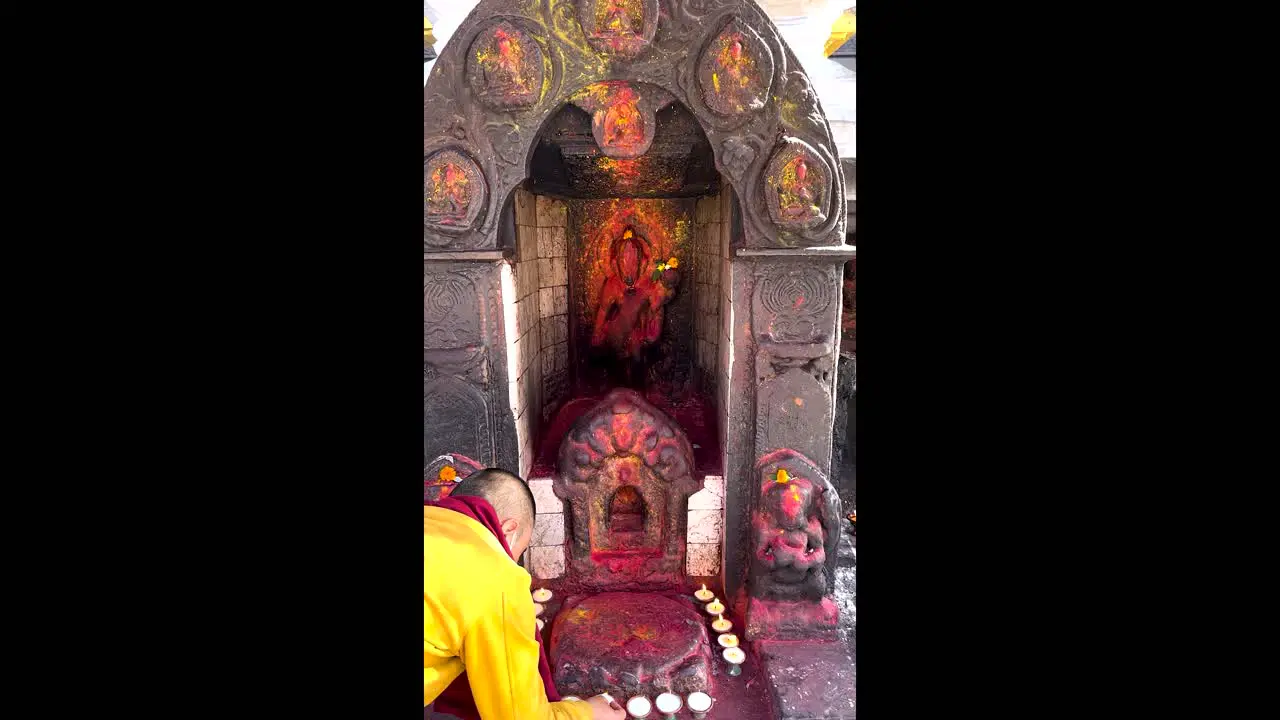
[424,0,853,633]
[424,0,845,250]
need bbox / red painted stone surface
[569,198,695,393]
[533,390,721,478]
[555,389,700,591]
[529,579,779,720]
[745,596,839,641]
[422,453,484,502]
[549,592,711,698]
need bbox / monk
[425,469,624,720]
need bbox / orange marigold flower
[667,257,679,268]
[439,465,458,482]
[775,468,790,484]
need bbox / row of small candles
[561,691,715,719]
[695,584,746,677]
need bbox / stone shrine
[425,1,855,717]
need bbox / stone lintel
[423,250,511,261]
[736,245,856,260]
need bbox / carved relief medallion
[466,21,546,111]
[424,271,483,348]
[754,266,836,344]
[424,149,487,236]
[577,0,659,60]
[763,138,831,230]
[568,82,675,159]
[697,17,774,118]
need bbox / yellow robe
[424,506,591,720]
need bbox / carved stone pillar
[725,247,854,640]
[423,254,518,481]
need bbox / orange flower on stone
[439,465,458,482]
[775,468,790,484]
[667,257,679,268]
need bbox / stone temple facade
[425,2,855,717]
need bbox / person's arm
[462,586,592,720]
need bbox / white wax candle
[626,696,652,718]
[532,588,553,603]
[693,583,715,601]
[654,693,681,714]
[704,600,725,615]
[717,633,740,648]
[533,602,545,617]
[686,692,713,712]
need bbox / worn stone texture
[538,257,568,289]
[758,640,856,719]
[687,474,724,510]
[537,226,567,258]
[529,477,563,514]
[686,542,721,577]
[535,195,567,228]
[532,512,565,547]
[530,546,565,579]
[515,188,537,227]
[687,509,724,544]
[424,261,517,473]
[549,592,712,699]
[555,389,700,591]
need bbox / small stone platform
[549,592,712,698]
[759,640,857,719]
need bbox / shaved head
[450,468,536,558]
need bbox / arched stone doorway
[424,0,853,643]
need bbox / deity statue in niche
[425,161,472,226]
[589,227,678,388]
[751,457,839,602]
[778,156,820,221]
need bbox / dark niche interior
[528,101,720,199]
[609,485,647,533]
[526,98,727,477]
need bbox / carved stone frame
[425,0,851,637]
